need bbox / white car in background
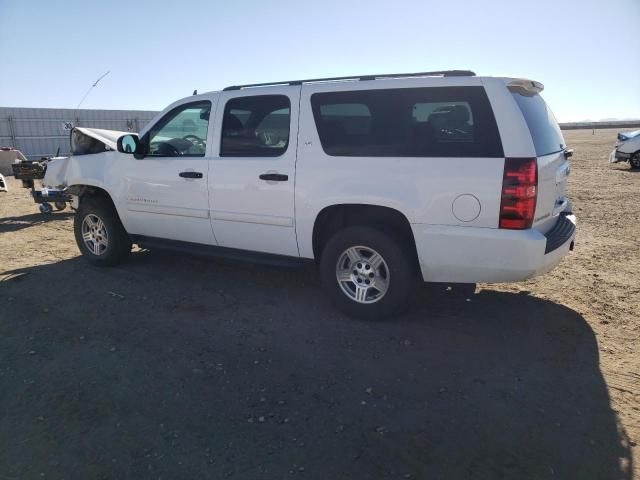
[609,130,640,169]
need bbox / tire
[629,152,640,170]
[320,226,417,320]
[74,196,131,266]
[39,203,52,214]
[54,201,66,211]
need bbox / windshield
[510,90,565,156]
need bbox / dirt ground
[0,129,637,479]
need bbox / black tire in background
[320,225,417,320]
[74,197,131,266]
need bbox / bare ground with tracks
[0,129,637,479]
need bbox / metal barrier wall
[0,107,158,159]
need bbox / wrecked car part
[70,127,126,155]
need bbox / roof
[223,70,476,91]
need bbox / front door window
[146,101,211,157]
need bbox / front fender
[43,151,115,191]
[42,156,71,188]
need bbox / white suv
[43,70,576,319]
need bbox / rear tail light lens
[499,157,537,229]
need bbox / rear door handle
[259,173,288,181]
[179,171,203,179]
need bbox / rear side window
[310,87,503,158]
[510,91,565,156]
[221,95,290,157]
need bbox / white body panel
[42,74,576,284]
[123,155,214,245]
[413,220,574,283]
[296,77,506,259]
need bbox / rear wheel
[74,197,131,266]
[54,201,66,211]
[629,152,640,170]
[320,226,416,319]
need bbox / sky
[0,0,638,122]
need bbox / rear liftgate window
[509,89,565,156]
[310,87,503,157]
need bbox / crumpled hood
[42,128,136,189]
[71,127,132,155]
[73,127,129,150]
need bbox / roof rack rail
[223,70,476,91]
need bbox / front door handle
[259,173,288,181]
[179,171,203,179]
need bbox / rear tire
[630,152,640,170]
[320,226,417,320]
[74,197,131,266]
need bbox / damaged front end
[43,127,131,189]
[18,127,133,213]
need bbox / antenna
[75,70,110,111]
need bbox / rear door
[208,87,300,256]
[509,89,570,232]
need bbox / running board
[130,235,313,268]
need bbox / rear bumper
[544,213,576,253]
[411,214,577,283]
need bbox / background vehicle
[609,130,640,169]
[41,70,576,319]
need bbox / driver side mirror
[117,134,141,157]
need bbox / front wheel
[73,197,131,266]
[629,152,640,170]
[320,226,417,320]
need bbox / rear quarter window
[510,91,565,156]
[310,86,503,158]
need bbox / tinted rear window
[510,91,565,156]
[311,87,503,158]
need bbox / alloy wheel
[335,246,390,304]
[81,214,109,256]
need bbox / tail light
[499,157,537,229]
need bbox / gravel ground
[0,129,637,479]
